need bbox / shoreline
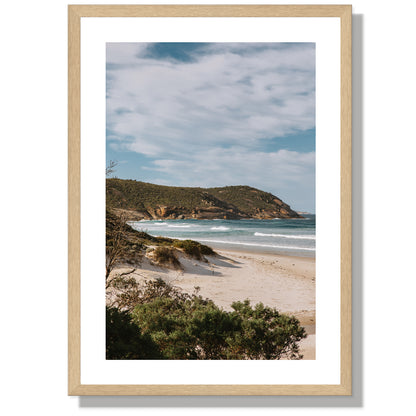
[109,248,315,359]
[205,243,316,260]
[195,240,316,259]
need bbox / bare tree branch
[106,212,127,284]
[106,160,119,177]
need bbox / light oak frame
[68,4,351,396]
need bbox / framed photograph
[68,5,351,395]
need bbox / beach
[109,248,316,359]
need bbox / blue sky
[106,42,315,212]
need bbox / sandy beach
[109,248,315,359]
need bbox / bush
[152,246,182,269]
[107,279,307,360]
[107,277,192,312]
[106,307,164,359]
[131,296,306,360]
[173,239,215,260]
[199,243,216,256]
[228,300,306,360]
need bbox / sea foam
[168,224,192,228]
[254,232,315,240]
[196,239,315,251]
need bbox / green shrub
[173,239,215,259]
[106,307,164,359]
[131,296,306,360]
[108,278,195,312]
[107,279,307,360]
[134,231,174,246]
[198,243,215,256]
[152,246,181,269]
[228,300,307,360]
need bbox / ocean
[129,215,315,258]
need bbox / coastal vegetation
[150,246,182,269]
[106,279,306,360]
[172,239,215,260]
[106,178,302,220]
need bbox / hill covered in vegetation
[106,178,302,220]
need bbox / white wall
[1,0,415,415]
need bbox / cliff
[106,178,302,220]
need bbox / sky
[106,42,315,213]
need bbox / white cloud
[107,43,149,66]
[151,148,314,183]
[107,43,315,156]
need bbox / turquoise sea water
[129,215,316,258]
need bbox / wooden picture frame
[68,4,351,396]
